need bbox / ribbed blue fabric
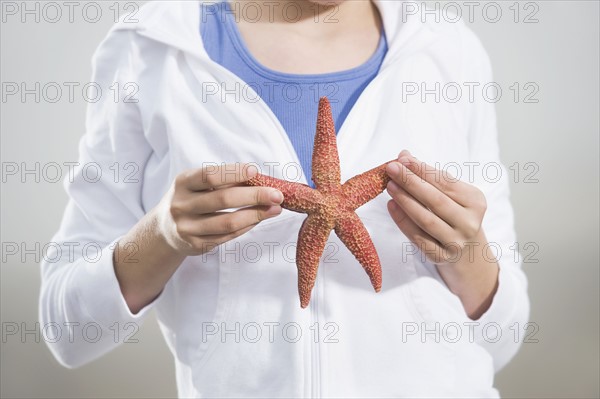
[200,1,387,185]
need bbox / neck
[227,0,383,74]
[229,0,381,37]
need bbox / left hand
[385,150,488,265]
[386,150,499,319]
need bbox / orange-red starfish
[247,97,393,308]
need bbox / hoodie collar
[118,0,437,67]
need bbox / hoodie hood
[112,0,441,69]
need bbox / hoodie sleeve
[39,28,158,368]
[461,26,530,371]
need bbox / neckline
[221,1,387,83]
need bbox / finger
[188,224,258,254]
[181,163,259,191]
[187,186,283,214]
[181,205,282,236]
[387,200,448,264]
[387,181,455,246]
[247,174,321,213]
[386,161,465,227]
[394,151,472,207]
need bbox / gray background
[1,1,598,397]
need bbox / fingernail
[388,200,406,217]
[266,205,282,217]
[387,180,401,192]
[270,190,284,204]
[386,162,402,175]
[399,157,411,167]
[399,149,411,157]
[246,165,258,178]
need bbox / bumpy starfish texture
[247,97,393,308]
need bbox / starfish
[247,97,393,308]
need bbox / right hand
[156,163,283,256]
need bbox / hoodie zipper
[189,61,400,399]
[180,25,407,396]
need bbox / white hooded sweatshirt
[39,1,529,397]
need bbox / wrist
[147,206,188,263]
[435,230,500,319]
[440,230,495,270]
[114,208,187,314]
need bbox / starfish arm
[341,161,394,210]
[312,97,341,193]
[247,174,321,213]
[334,212,382,292]
[296,215,334,308]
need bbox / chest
[136,52,471,213]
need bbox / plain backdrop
[1,1,598,398]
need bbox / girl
[40,0,529,397]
